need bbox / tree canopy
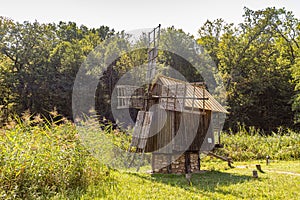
[198,7,300,131]
[1,7,300,132]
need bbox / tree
[197,7,298,132]
[0,18,115,121]
[292,55,300,125]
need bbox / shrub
[0,113,114,199]
[216,124,300,161]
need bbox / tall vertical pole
[145,24,161,111]
[134,25,161,172]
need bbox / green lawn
[54,160,300,200]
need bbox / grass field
[71,160,300,200]
[0,116,299,199]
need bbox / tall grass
[1,114,299,199]
[216,124,300,161]
[0,113,114,199]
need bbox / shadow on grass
[132,170,253,198]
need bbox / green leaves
[1,7,300,131]
[0,19,115,122]
[0,115,113,199]
[291,56,300,123]
[216,126,300,161]
[197,7,300,131]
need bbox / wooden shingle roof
[156,75,228,113]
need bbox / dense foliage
[1,7,300,132]
[0,18,115,123]
[216,125,300,161]
[0,113,114,199]
[198,7,300,131]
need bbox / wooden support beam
[203,151,234,167]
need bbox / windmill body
[116,25,227,173]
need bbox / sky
[0,0,300,37]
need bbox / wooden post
[266,155,270,165]
[256,164,264,173]
[197,152,201,171]
[252,170,258,178]
[184,152,191,174]
[227,158,233,168]
[167,154,172,173]
[152,154,155,173]
[185,173,192,186]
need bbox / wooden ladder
[125,111,153,171]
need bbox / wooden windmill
[119,24,161,170]
[116,25,228,173]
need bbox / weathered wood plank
[138,112,153,149]
[131,111,145,147]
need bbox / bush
[216,124,300,161]
[0,113,114,199]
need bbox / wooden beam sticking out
[256,164,264,173]
[155,96,209,100]
[203,151,234,168]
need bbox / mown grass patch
[74,160,300,200]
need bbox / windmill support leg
[136,148,146,172]
[124,145,134,167]
[127,148,139,168]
